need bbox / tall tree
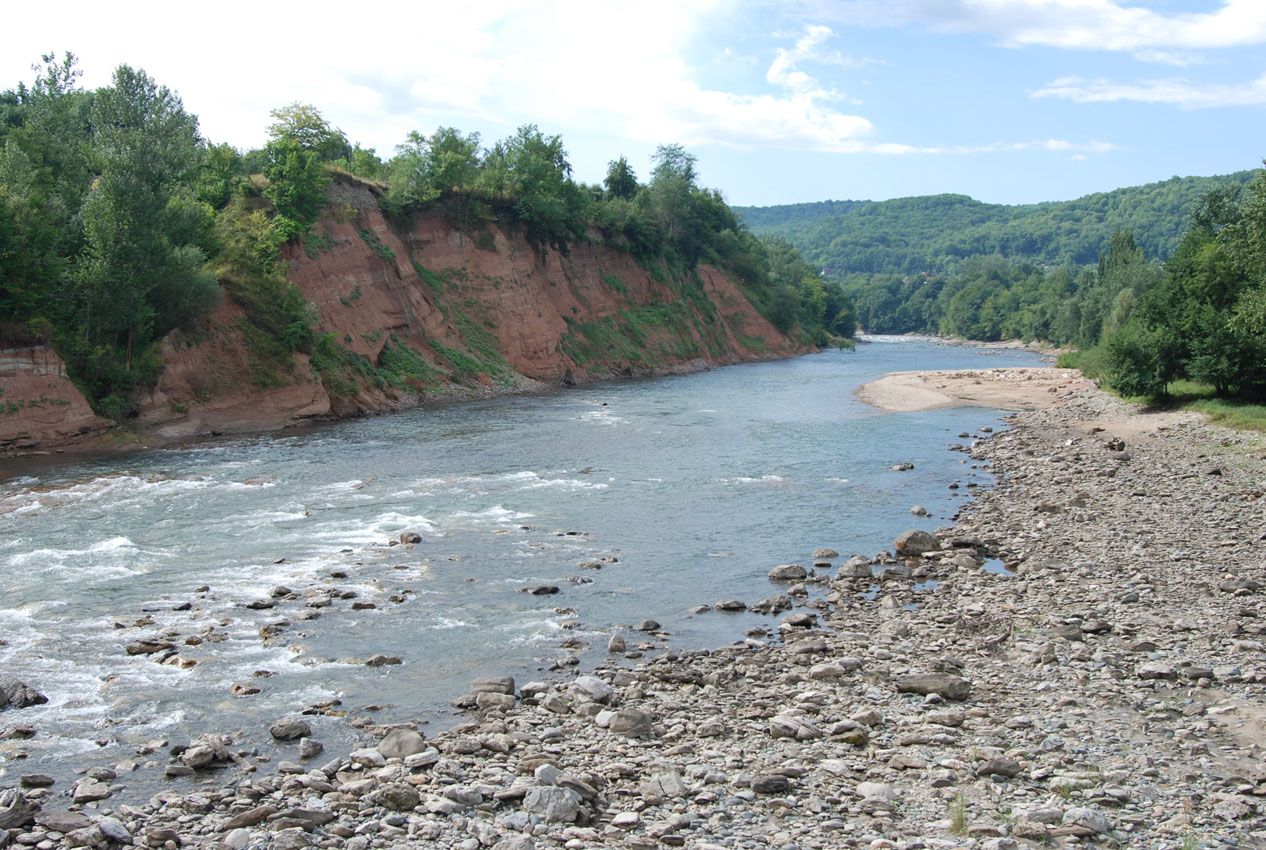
[75,64,218,408]
[604,155,638,200]
[266,102,350,162]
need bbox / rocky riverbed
[2,379,1265,850]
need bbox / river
[0,337,1043,794]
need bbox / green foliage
[738,172,1255,276]
[197,143,243,210]
[215,198,315,374]
[266,102,350,163]
[492,124,589,254]
[604,156,637,200]
[69,63,220,412]
[1097,168,1266,402]
[386,126,482,216]
[357,228,396,262]
[332,144,385,180]
[262,136,328,238]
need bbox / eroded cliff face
[0,345,108,454]
[2,177,806,453]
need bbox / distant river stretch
[0,338,1042,790]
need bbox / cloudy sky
[5,0,1265,206]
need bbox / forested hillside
[0,53,851,427]
[736,172,1254,275]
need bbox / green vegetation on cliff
[0,54,846,421]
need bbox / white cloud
[815,0,1266,53]
[0,1,1121,168]
[1033,73,1266,107]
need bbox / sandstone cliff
[1,177,806,454]
[0,344,108,454]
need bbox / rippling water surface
[0,338,1041,788]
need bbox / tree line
[756,169,1266,403]
[737,172,1254,277]
[0,54,852,420]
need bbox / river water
[0,338,1042,791]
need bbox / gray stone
[0,680,46,711]
[71,779,111,804]
[271,827,311,850]
[640,771,688,801]
[522,786,581,823]
[751,774,790,795]
[475,692,516,711]
[896,673,971,700]
[607,633,626,652]
[608,708,655,738]
[376,784,420,812]
[181,734,229,769]
[378,727,427,759]
[35,811,94,832]
[768,563,807,581]
[269,717,311,741]
[1136,662,1178,680]
[570,675,614,703]
[894,529,938,555]
[365,654,402,667]
[769,713,823,740]
[1063,806,1112,834]
[976,756,1022,778]
[856,782,895,802]
[470,675,515,695]
[96,817,132,844]
[63,826,105,849]
[298,736,323,759]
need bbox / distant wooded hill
[735,171,1256,276]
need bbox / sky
[4,0,1265,207]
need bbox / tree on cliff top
[71,64,220,416]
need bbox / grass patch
[429,339,486,382]
[302,232,338,259]
[1159,380,1266,431]
[310,333,444,398]
[357,229,397,263]
[1056,345,1111,380]
[602,273,628,295]
[949,792,967,835]
[560,316,647,367]
[339,284,362,307]
[379,336,441,387]
[453,305,508,377]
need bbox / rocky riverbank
[2,380,1265,850]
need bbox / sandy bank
[856,366,1090,413]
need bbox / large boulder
[378,728,427,759]
[0,680,48,710]
[894,529,938,555]
[269,717,311,741]
[607,708,655,738]
[181,734,230,769]
[768,563,807,581]
[895,673,971,701]
[469,676,515,695]
[522,786,581,823]
[570,675,614,704]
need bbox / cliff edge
[1,177,808,454]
